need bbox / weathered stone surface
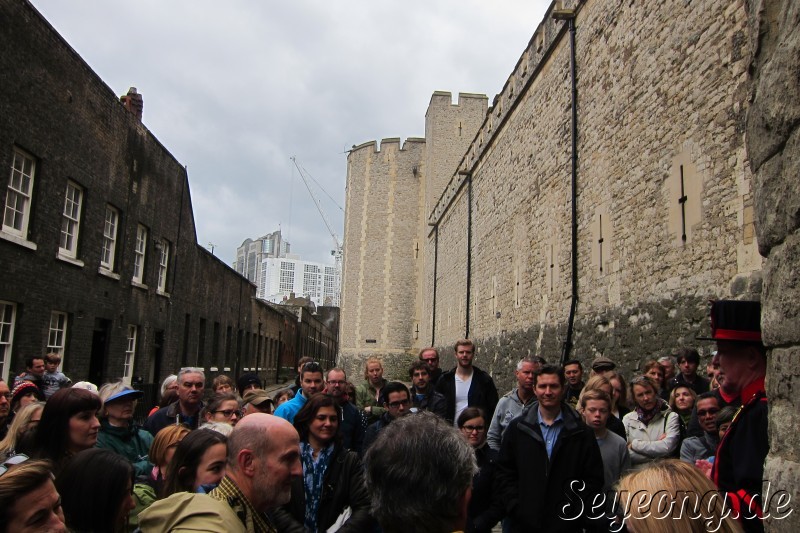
[747,0,800,525]
[753,128,800,255]
[762,233,800,346]
[762,456,800,531]
[745,0,800,173]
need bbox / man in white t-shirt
[435,339,498,426]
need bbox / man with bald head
[140,414,302,532]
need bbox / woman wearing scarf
[622,375,682,469]
[270,393,374,533]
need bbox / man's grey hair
[364,411,477,533]
[516,357,537,371]
[177,367,205,383]
[657,356,677,367]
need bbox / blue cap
[105,388,144,403]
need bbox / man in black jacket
[409,360,447,418]
[326,368,367,455]
[495,365,604,532]
[435,339,499,425]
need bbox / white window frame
[47,311,67,363]
[133,224,147,284]
[157,240,170,294]
[0,301,17,382]
[2,148,37,247]
[123,325,137,385]
[101,205,119,271]
[58,181,83,259]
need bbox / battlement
[428,0,582,227]
[426,91,488,115]
[350,137,426,155]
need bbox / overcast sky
[31,0,551,265]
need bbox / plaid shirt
[209,476,276,533]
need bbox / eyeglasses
[387,399,410,409]
[0,454,29,476]
[0,393,11,401]
[327,380,346,386]
[213,409,242,418]
[697,408,720,417]
[461,425,485,433]
[422,357,439,362]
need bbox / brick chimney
[120,87,143,121]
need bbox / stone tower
[339,92,487,378]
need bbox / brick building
[0,0,337,388]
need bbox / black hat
[236,372,262,392]
[698,300,762,343]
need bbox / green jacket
[96,419,154,478]
[138,492,246,533]
[355,379,387,423]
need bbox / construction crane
[290,156,343,306]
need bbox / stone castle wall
[746,0,800,529]
[424,0,760,383]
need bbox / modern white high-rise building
[233,230,340,307]
[259,256,340,307]
[233,230,290,283]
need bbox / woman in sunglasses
[271,393,374,533]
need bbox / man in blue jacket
[274,361,325,424]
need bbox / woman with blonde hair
[0,401,44,459]
[355,357,387,423]
[616,459,743,532]
[668,385,697,427]
[622,376,681,468]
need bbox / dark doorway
[151,330,164,383]
[89,318,111,385]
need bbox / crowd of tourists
[0,299,768,532]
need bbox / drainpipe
[553,8,578,364]
[462,170,473,339]
[430,224,439,346]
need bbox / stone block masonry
[342,0,800,516]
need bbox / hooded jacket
[138,492,246,533]
[96,418,154,477]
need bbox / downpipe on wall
[553,8,578,365]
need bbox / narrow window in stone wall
[157,240,170,294]
[2,148,36,241]
[0,301,17,381]
[47,311,67,362]
[133,225,148,284]
[123,325,137,385]
[101,205,119,272]
[59,181,83,259]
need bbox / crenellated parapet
[428,0,582,227]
